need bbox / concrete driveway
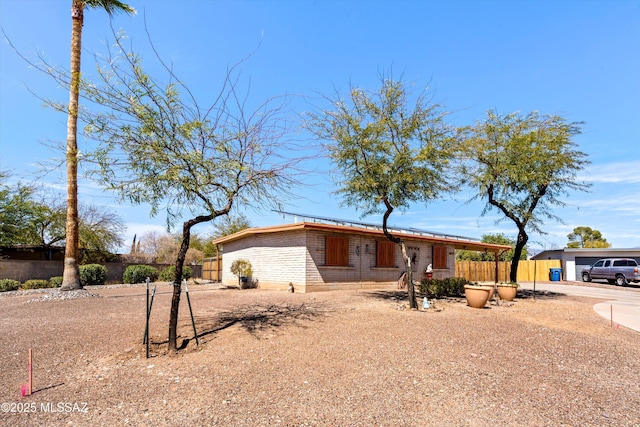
[518,282,640,333]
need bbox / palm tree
[60,0,135,291]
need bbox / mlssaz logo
[40,402,89,413]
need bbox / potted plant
[230,259,253,289]
[463,282,492,308]
[496,282,518,301]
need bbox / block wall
[220,230,308,290]
[219,228,457,293]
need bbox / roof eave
[212,222,511,252]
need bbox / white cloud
[573,192,640,214]
[580,162,640,184]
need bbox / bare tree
[55,28,302,350]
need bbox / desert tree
[204,213,252,256]
[460,110,590,282]
[77,203,125,256]
[60,29,301,350]
[212,213,252,238]
[60,0,135,290]
[567,226,610,248]
[456,233,526,262]
[0,174,124,258]
[0,172,41,245]
[307,76,458,309]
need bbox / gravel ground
[0,283,639,426]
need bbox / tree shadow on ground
[364,290,412,302]
[517,289,566,300]
[193,301,329,344]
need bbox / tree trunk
[509,229,528,282]
[168,221,192,351]
[381,200,417,309]
[168,213,215,351]
[60,0,84,291]
[399,241,417,309]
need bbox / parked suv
[581,258,640,285]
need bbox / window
[613,259,638,267]
[604,260,611,267]
[326,236,349,266]
[376,241,396,267]
[593,260,604,267]
[433,246,448,269]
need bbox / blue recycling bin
[549,268,562,281]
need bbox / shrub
[230,259,253,288]
[159,265,192,282]
[49,276,63,288]
[418,277,469,298]
[80,264,107,286]
[0,279,20,292]
[20,279,51,290]
[123,265,159,284]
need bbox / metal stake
[184,279,199,346]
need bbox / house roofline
[212,222,511,252]
[532,247,640,260]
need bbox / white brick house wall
[221,229,308,289]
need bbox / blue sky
[1,0,639,252]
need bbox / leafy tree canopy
[461,110,589,281]
[212,213,252,239]
[567,226,611,248]
[0,172,124,252]
[456,233,527,261]
[307,75,458,308]
[0,172,40,245]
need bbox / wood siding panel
[433,246,448,269]
[326,236,349,266]
[376,241,396,267]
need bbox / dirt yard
[1,283,639,426]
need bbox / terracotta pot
[497,285,517,301]
[464,285,491,309]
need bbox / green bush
[159,265,192,282]
[123,265,159,284]
[0,279,21,292]
[418,277,470,298]
[79,264,107,286]
[49,276,63,288]
[230,259,253,289]
[20,279,51,290]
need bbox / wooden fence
[455,260,561,283]
[201,256,222,282]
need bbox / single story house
[531,248,640,282]
[212,222,511,293]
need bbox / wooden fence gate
[201,256,222,282]
[455,260,562,283]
